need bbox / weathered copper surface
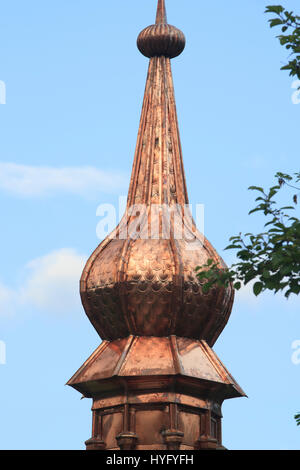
[68,336,245,450]
[80,0,234,346]
[68,0,245,451]
[137,19,185,59]
[137,0,185,59]
[67,336,245,399]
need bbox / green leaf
[233,282,242,290]
[202,285,210,294]
[249,207,263,215]
[265,6,285,15]
[248,186,265,193]
[253,282,264,296]
[269,18,284,27]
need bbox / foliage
[196,172,300,298]
[196,6,300,428]
[265,5,300,79]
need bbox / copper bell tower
[68,0,245,451]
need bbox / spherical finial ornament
[137,24,186,59]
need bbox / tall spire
[156,0,167,24]
[80,0,234,352]
[127,56,188,206]
[132,2,186,207]
[68,0,245,452]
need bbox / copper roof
[79,0,235,347]
[68,1,245,451]
[67,336,245,399]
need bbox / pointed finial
[137,0,185,59]
[155,0,167,24]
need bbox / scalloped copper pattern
[80,218,234,347]
[80,22,234,347]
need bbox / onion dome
[137,0,185,59]
[80,0,234,347]
[137,25,185,59]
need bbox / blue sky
[0,0,299,450]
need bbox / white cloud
[0,162,127,197]
[0,249,87,317]
[0,282,14,317]
[20,249,87,314]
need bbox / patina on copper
[68,0,245,451]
